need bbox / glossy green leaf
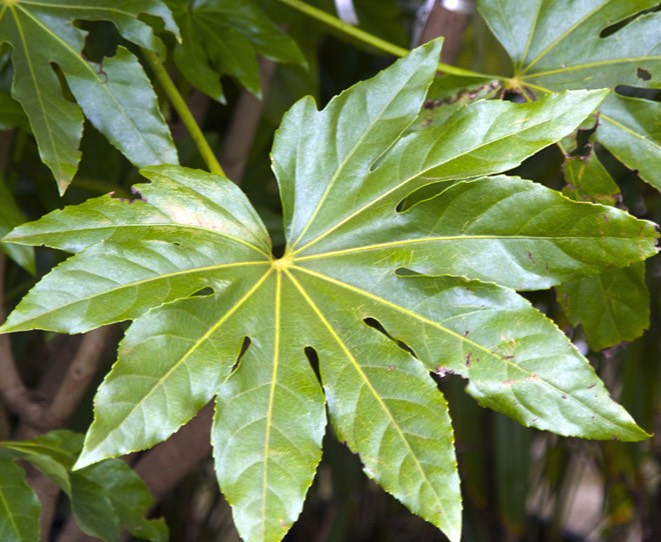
[562,148,620,205]
[0,177,33,273]
[478,0,661,189]
[0,0,179,193]
[0,89,28,130]
[558,262,650,351]
[0,457,40,542]
[165,0,305,100]
[597,93,661,190]
[1,41,658,542]
[70,475,121,542]
[1,430,166,542]
[79,460,167,542]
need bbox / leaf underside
[1,40,658,542]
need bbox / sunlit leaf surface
[2,41,658,542]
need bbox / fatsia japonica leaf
[559,145,650,351]
[0,457,40,542]
[165,0,305,101]
[0,177,33,273]
[0,0,179,193]
[1,41,659,542]
[0,430,166,542]
[558,262,650,351]
[478,0,661,189]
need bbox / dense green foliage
[0,1,659,541]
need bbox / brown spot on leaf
[637,67,652,81]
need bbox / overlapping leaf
[0,0,179,193]
[0,457,40,542]
[559,143,650,350]
[165,0,305,101]
[478,0,661,189]
[0,178,33,273]
[0,430,166,542]
[1,41,658,542]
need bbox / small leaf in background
[0,178,34,273]
[0,431,166,542]
[165,0,305,101]
[0,0,179,193]
[562,149,621,206]
[478,0,661,190]
[79,460,167,542]
[1,41,659,542]
[0,456,40,542]
[557,100,653,351]
[558,263,651,351]
[0,90,29,131]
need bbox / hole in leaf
[568,119,599,158]
[394,267,422,277]
[396,181,455,213]
[192,286,214,297]
[231,336,251,373]
[50,63,75,102]
[110,183,148,203]
[76,20,120,62]
[637,67,652,81]
[362,317,417,358]
[599,4,660,38]
[304,346,322,384]
[615,85,661,102]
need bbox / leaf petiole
[276,0,497,80]
[142,49,226,178]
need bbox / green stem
[276,0,498,79]
[143,49,225,177]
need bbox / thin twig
[221,58,277,183]
[277,0,496,79]
[39,326,116,431]
[0,255,41,421]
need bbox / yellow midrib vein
[83,267,273,460]
[261,269,282,533]
[285,268,451,522]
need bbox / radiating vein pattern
[287,270,461,541]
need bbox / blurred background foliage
[1,0,660,540]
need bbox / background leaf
[0,177,33,273]
[0,457,40,542]
[0,0,179,192]
[558,262,651,351]
[477,0,661,189]
[1,431,165,542]
[166,0,305,101]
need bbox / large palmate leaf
[0,430,166,542]
[1,41,659,542]
[0,0,179,193]
[477,0,661,190]
[165,0,305,101]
